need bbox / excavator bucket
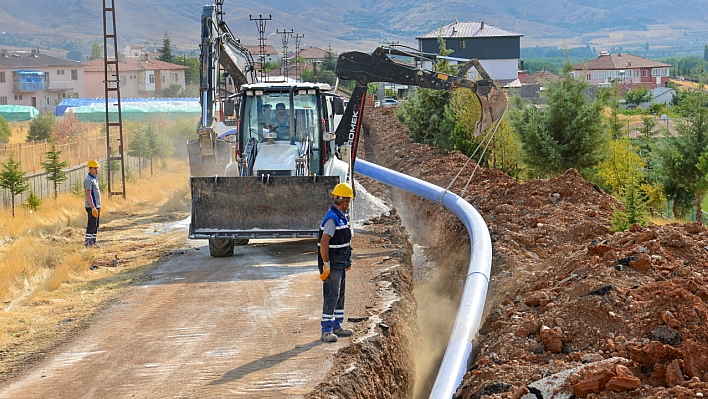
[189,175,340,239]
[457,59,508,136]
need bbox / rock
[572,368,616,397]
[524,291,548,307]
[540,326,564,353]
[606,375,641,391]
[628,254,652,273]
[665,359,685,386]
[683,339,708,379]
[588,285,613,296]
[588,243,612,256]
[650,325,682,347]
[521,319,541,335]
[518,235,535,247]
[582,353,604,363]
[685,222,702,234]
[636,230,656,243]
[510,385,530,399]
[516,326,530,337]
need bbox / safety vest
[318,205,352,269]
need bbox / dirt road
[0,238,363,398]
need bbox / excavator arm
[334,46,507,165]
[197,4,256,157]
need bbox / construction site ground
[3,105,708,399]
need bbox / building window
[0,72,4,82]
[14,95,22,100]
[172,73,178,83]
[0,97,6,105]
[45,96,51,106]
[161,73,166,84]
[652,67,669,77]
[643,70,648,77]
[635,71,639,77]
[61,70,65,75]
[587,74,591,80]
[458,40,466,49]
[120,76,126,86]
[71,69,77,80]
[148,73,155,83]
[57,70,61,75]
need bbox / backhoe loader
[188,3,508,257]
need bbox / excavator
[187,2,508,257]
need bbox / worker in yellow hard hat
[84,160,101,247]
[317,182,355,342]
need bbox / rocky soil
[363,107,708,399]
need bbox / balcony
[12,70,46,93]
[46,81,75,91]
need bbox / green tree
[655,89,708,224]
[511,61,607,177]
[0,152,30,217]
[0,115,11,143]
[40,143,69,200]
[639,115,657,138]
[597,138,644,192]
[395,35,457,148]
[624,86,652,107]
[704,45,708,62]
[322,44,336,71]
[162,83,184,97]
[127,128,151,178]
[92,41,102,59]
[641,181,666,218]
[26,113,55,142]
[144,124,173,176]
[610,179,650,232]
[158,31,173,62]
[22,191,41,212]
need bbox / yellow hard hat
[332,182,354,198]
[87,160,99,168]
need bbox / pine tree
[0,114,11,143]
[26,113,55,142]
[127,129,151,178]
[610,179,650,232]
[92,41,102,60]
[158,31,173,63]
[511,60,607,177]
[0,152,30,217]
[41,143,69,199]
[656,89,708,224]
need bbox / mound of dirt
[363,107,708,398]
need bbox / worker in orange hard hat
[84,160,101,247]
[317,182,355,342]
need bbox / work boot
[321,332,338,342]
[333,328,354,337]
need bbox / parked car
[381,98,400,107]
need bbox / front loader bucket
[187,139,232,177]
[189,175,340,239]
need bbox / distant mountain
[1,0,707,57]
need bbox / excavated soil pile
[364,107,708,399]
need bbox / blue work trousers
[321,268,346,333]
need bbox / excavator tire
[209,237,234,257]
[233,239,249,246]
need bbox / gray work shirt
[84,173,101,208]
[323,218,336,237]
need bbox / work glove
[320,261,330,281]
[92,208,99,218]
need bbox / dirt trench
[363,107,708,399]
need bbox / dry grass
[0,158,191,359]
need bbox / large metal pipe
[354,159,492,399]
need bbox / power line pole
[276,29,293,80]
[102,0,126,199]
[250,13,272,82]
[293,33,304,82]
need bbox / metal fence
[0,119,175,209]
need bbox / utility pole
[102,0,126,198]
[293,33,304,82]
[276,29,294,80]
[250,13,272,82]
